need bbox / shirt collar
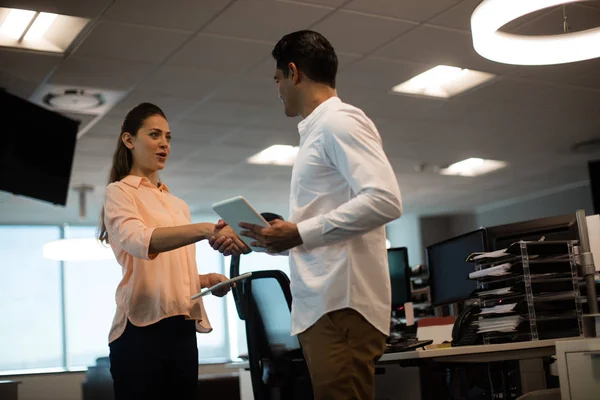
[121,175,170,192]
[297,96,341,138]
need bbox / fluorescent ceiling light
[440,158,507,177]
[0,7,89,53]
[471,0,600,65]
[391,65,496,99]
[0,8,35,39]
[24,12,57,41]
[247,145,299,166]
[43,238,115,261]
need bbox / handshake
[207,212,302,256]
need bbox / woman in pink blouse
[97,103,248,400]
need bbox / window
[225,252,290,359]
[0,226,62,371]
[195,240,228,361]
[63,226,122,368]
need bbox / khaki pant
[298,308,387,400]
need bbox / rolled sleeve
[104,184,157,260]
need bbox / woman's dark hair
[272,30,338,88]
[98,103,166,244]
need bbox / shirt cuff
[143,227,159,260]
[297,216,324,250]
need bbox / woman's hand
[211,224,250,256]
[199,273,234,297]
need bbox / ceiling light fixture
[0,7,89,53]
[23,12,57,41]
[440,158,507,177]
[471,0,600,65]
[0,8,35,39]
[247,145,299,166]
[390,65,496,99]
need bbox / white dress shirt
[289,96,403,336]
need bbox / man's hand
[210,224,250,256]
[239,219,303,254]
[199,273,234,297]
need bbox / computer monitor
[388,247,411,312]
[486,213,579,250]
[1,90,79,206]
[427,229,487,307]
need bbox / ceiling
[1,0,600,224]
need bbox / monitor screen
[388,247,411,311]
[486,213,579,250]
[0,91,79,206]
[427,229,487,306]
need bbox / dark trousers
[109,316,199,400]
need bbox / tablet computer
[212,195,270,252]
[191,272,252,300]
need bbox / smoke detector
[30,84,125,115]
[43,89,104,111]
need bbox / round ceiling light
[471,0,600,65]
[43,89,105,111]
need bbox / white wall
[476,183,592,228]
[386,214,422,265]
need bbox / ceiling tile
[73,21,190,63]
[374,25,510,75]
[170,120,235,145]
[110,91,195,122]
[509,3,600,35]
[202,0,333,43]
[218,126,298,148]
[290,0,346,6]
[311,10,416,54]
[0,0,113,18]
[338,57,428,91]
[167,34,273,74]
[427,0,481,32]
[102,0,230,31]
[75,133,117,156]
[344,0,461,22]
[184,99,269,125]
[0,48,62,84]
[136,66,233,100]
[0,75,39,99]
[48,56,154,90]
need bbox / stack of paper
[477,287,513,297]
[478,315,522,333]
[469,263,512,279]
[480,303,517,315]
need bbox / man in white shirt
[214,30,402,400]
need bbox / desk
[379,338,560,364]
[227,339,583,400]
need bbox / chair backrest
[245,270,300,355]
[243,270,310,400]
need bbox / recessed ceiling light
[471,0,600,65]
[23,12,57,41]
[0,7,89,53]
[247,145,299,166]
[440,158,507,177]
[390,65,496,99]
[0,8,35,39]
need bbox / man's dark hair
[272,30,338,88]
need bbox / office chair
[243,270,313,400]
